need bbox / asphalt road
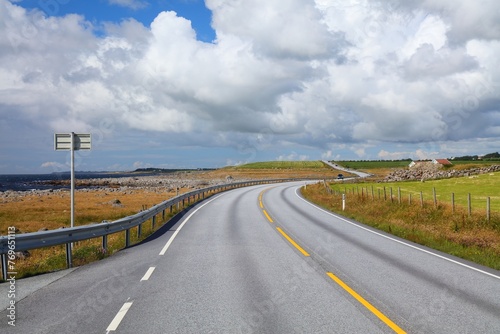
[1,182,499,333]
[322,160,372,178]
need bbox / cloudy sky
[1,0,499,174]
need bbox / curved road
[1,182,499,333]
[322,160,371,178]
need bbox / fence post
[487,197,490,223]
[433,187,437,208]
[398,187,401,204]
[384,187,387,201]
[420,191,424,208]
[408,193,412,205]
[390,187,393,203]
[371,186,374,200]
[468,193,472,217]
[451,193,455,214]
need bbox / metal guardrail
[0,178,297,280]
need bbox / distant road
[322,160,371,178]
[1,182,499,333]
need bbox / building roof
[433,158,452,165]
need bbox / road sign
[54,132,92,266]
[54,133,91,151]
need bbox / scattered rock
[110,199,123,207]
[383,165,500,182]
[15,250,30,260]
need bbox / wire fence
[325,183,499,223]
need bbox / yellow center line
[326,272,406,334]
[263,210,274,223]
[276,227,310,257]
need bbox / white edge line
[159,194,223,256]
[106,301,133,331]
[294,187,500,280]
[140,267,156,281]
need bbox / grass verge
[302,182,500,270]
[0,188,188,280]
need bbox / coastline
[0,172,235,204]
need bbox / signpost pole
[70,132,75,229]
[54,132,91,269]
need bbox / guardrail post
[102,235,108,252]
[66,243,73,268]
[138,223,142,238]
[125,229,131,248]
[152,215,157,229]
[162,210,165,221]
[1,254,7,281]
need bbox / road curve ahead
[1,182,499,333]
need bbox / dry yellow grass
[0,188,180,235]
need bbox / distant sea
[0,172,153,192]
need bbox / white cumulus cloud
[0,0,499,173]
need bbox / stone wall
[384,164,500,182]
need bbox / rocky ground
[0,166,343,203]
[0,171,239,203]
[384,163,500,182]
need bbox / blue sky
[1,0,499,174]
[20,0,216,41]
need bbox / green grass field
[334,160,412,169]
[235,161,326,169]
[331,172,500,212]
[334,160,499,170]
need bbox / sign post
[55,133,91,268]
[54,133,91,229]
